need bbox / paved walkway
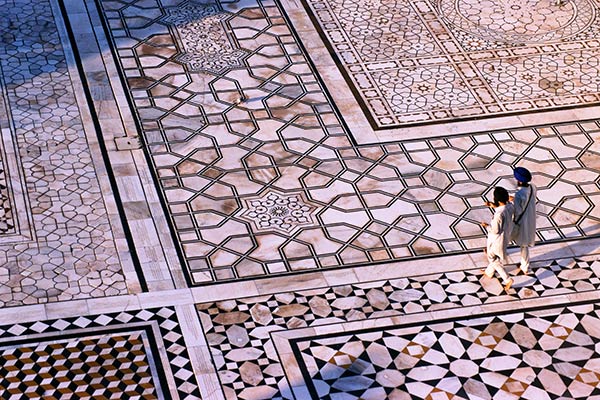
[1,0,600,398]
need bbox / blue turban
[513,167,532,183]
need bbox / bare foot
[480,269,492,278]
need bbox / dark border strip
[87,0,195,288]
[288,295,600,398]
[56,0,149,291]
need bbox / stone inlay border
[0,307,201,399]
[0,137,15,236]
[196,255,600,398]
[94,0,600,285]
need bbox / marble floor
[1,0,600,398]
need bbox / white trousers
[520,246,530,273]
[485,254,510,284]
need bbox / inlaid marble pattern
[0,0,128,305]
[161,2,249,73]
[295,303,600,399]
[0,142,15,236]
[303,0,600,127]
[196,255,600,399]
[0,333,158,399]
[0,307,201,399]
[96,0,600,285]
[4,0,600,397]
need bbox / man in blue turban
[510,167,537,275]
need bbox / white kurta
[487,203,514,262]
[511,184,537,246]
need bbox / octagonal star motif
[239,190,317,233]
[161,2,248,74]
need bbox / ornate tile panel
[196,256,600,399]
[95,0,600,285]
[0,0,128,305]
[0,136,16,237]
[293,303,600,399]
[302,0,600,128]
[161,2,249,73]
[0,333,159,398]
[0,79,33,242]
[0,307,201,399]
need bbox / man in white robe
[481,187,514,292]
[510,167,537,275]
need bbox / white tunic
[512,184,537,246]
[487,203,514,262]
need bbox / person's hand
[509,195,514,202]
[484,201,494,207]
[480,222,489,228]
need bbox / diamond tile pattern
[0,333,156,399]
[96,0,600,285]
[0,307,201,400]
[296,304,600,399]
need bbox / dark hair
[493,186,509,205]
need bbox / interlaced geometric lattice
[438,0,596,44]
[0,0,127,305]
[96,0,600,285]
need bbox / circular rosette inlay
[437,0,596,43]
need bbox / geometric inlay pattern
[0,307,201,399]
[303,0,600,127]
[239,190,317,233]
[0,333,158,399]
[196,256,600,398]
[295,303,600,399]
[97,0,600,284]
[0,0,127,305]
[162,2,248,73]
[0,147,15,236]
[438,0,596,44]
